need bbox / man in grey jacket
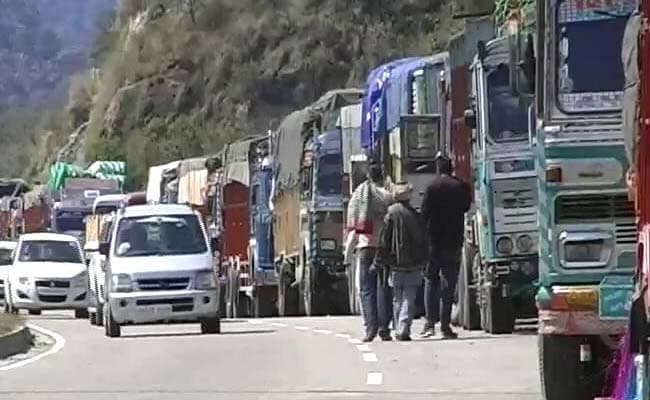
[374,182,428,341]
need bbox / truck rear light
[546,166,562,183]
[548,287,598,312]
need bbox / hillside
[3,0,494,186]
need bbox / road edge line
[0,324,65,371]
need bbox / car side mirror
[464,109,477,129]
[99,242,110,256]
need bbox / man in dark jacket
[421,154,472,339]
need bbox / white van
[5,233,88,317]
[99,204,220,337]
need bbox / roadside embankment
[0,315,33,359]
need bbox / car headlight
[320,239,336,251]
[111,274,133,292]
[71,272,87,288]
[516,234,534,253]
[18,277,31,286]
[195,271,216,290]
[496,237,513,254]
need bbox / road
[0,312,542,400]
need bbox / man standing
[345,163,394,342]
[374,182,427,341]
[421,154,472,339]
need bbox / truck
[0,181,50,241]
[529,0,638,397]
[220,136,277,318]
[273,89,363,316]
[456,10,540,334]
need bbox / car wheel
[200,315,221,334]
[28,309,42,316]
[104,303,121,338]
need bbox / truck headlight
[496,237,513,254]
[71,272,87,288]
[196,271,216,290]
[111,274,133,292]
[559,231,614,268]
[516,235,534,253]
[320,239,337,251]
[564,241,605,263]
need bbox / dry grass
[0,313,23,336]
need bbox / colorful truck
[0,181,50,241]
[273,89,362,316]
[530,0,638,398]
[456,10,540,334]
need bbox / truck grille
[492,178,537,209]
[136,277,190,291]
[555,193,636,245]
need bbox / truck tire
[254,286,277,318]
[104,303,121,338]
[200,315,221,334]
[28,309,42,316]
[458,249,480,330]
[480,284,515,334]
[277,272,299,317]
[96,303,104,327]
[75,308,89,319]
[89,311,97,325]
[303,265,324,316]
[539,335,611,400]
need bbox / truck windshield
[53,210,89,232]
[114,214,207,257]
[18,240,83,263]
[317,154,343,196]
[555,0,635,112]
[486,64,530,142]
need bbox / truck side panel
[23,205,49,234]
[222,182,250,262]
[273,189,301,260]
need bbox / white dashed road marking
[335,333,350,339]
[348,338,362,344]
[366,372,383,385]
[271,322,288,327]
[314,329,332,335]
[295,326,309,331]
[356,344,371,352]
[362,352,378,362]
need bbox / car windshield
[0,248,13,266]
[114,214,207,257]
[555,0,635,112]
[486,64,530,142]
[317,154,343,196]
[18,240,82,263]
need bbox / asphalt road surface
[0,312,542,400]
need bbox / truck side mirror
[464,109,477,129]
[477,40,488,63]
[521,33,536,93]
[99,242,110,256]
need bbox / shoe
[379,331,393,341]
[441,329,458,340]
[362,333,376,342]
[420,327,435,338]
[395,334,412,341]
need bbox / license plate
[566,289,598,308]
[137,305,172,316]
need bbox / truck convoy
[273,89,362,317]
[528,0,638,398]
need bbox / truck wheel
[89,311,97,325]
[104,303,121,338]
[254,286,277,318]
[539,335,612,400]
[200,316,221,334]
[277,272,299,317]
[234,292,251,318]
[74,309,89,319]
[28,309,42,316]
[458,249,480,330]
[303,265,324,316]
[480,284,515,334]
[96,303,104,327]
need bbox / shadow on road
[120,329,276,339]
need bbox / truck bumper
[108,289,219,324]
[538,310,627,335]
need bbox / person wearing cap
[420,153,472,339]
[344,163,395,342]
[374,182,428,341]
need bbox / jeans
[358,248,393,337]
[390,270,422,337]
[425,248,461,331]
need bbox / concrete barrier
[0,327,33,359]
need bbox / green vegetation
[1,0,478,186]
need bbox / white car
[100,204,220,337]
[0,241,17,307]
[5,233,89,317]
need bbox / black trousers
[424,248,461,331]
